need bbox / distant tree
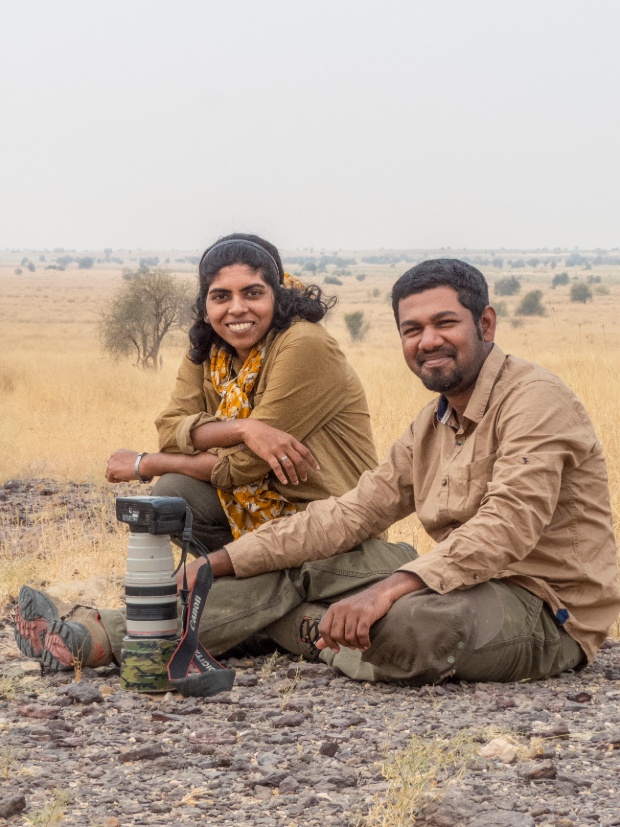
[570,283,592,304]
[99,267,191,369]
[324,275,342,286]
[304,262,317,275]
[551,272,569,288]
[15,268,22,275]
[495,276,521,297]
[491,257,504,268]
[21,257,29,266]
[494,300,508,317]
[355,273,366,281]
[77,257,94,269]
[27,262,35,272]
[39,255,46,262]
[344,311,369,341]
[516,290,545,316]
[104,247,113,261]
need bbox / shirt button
[447,656,455,664]
[441,479,447,487]
[456,440,463,447]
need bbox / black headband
[202,239,282,283]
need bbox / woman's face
[206,264,276,361]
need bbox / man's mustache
[416,349,456,366]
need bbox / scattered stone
[119,743,166,762]
[271,712,305,727]
[518,759,557,780]
[319,741,339,757]
[17,703,59,719]
[0,793,26,819]
[65,682,104,704]
[479,736,519,763]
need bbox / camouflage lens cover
[120,637,178,693]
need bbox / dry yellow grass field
[1,255,619,637]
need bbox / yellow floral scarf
[211,272,303,538]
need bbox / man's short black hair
[391,259,490,325]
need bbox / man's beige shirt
[228,344,620,662]
[155,319,379,506]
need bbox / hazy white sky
[2,1,619,251]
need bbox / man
[16,259,619,684]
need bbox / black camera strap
[168,511,235,697]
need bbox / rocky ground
[1,480,619,827]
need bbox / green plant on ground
[516,289,545,316]
[344,310,369,341]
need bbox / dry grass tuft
[362,730,481,826]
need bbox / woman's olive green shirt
[155,320,379,506]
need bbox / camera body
[116,496,185,691]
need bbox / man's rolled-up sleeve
[226,427,416,577]
[398,380,596,593]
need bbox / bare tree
[99,267,191,369]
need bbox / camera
[116,496,184,639]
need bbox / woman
[105,233,379,553]
[15,234,417,672]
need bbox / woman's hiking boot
[14,586,113,671]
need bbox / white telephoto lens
[125,533,178,638]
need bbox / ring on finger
[279,455,289,463]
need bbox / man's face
[398,286,496,402]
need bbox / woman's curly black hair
[188,233,336,364]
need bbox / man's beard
[419,362,465,393]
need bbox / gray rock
[0,794,26,819]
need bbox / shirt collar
[435,343,507,427]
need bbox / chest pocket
[450,452,497,519]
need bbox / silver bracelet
[134,452,153,484]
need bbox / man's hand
[317,571,425,653]
[175,548,234,592]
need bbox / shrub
[355,273,366,281]
[551,272,569,288]
[494,301,508,317]
[570,283,592,304]
[344,311,369,341]
[516,290,545,316]
[324,275,342,286]
[495,276,521,297]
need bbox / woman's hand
[238,419,320,485]
[106,449,219,484]
[106,449,140,483]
